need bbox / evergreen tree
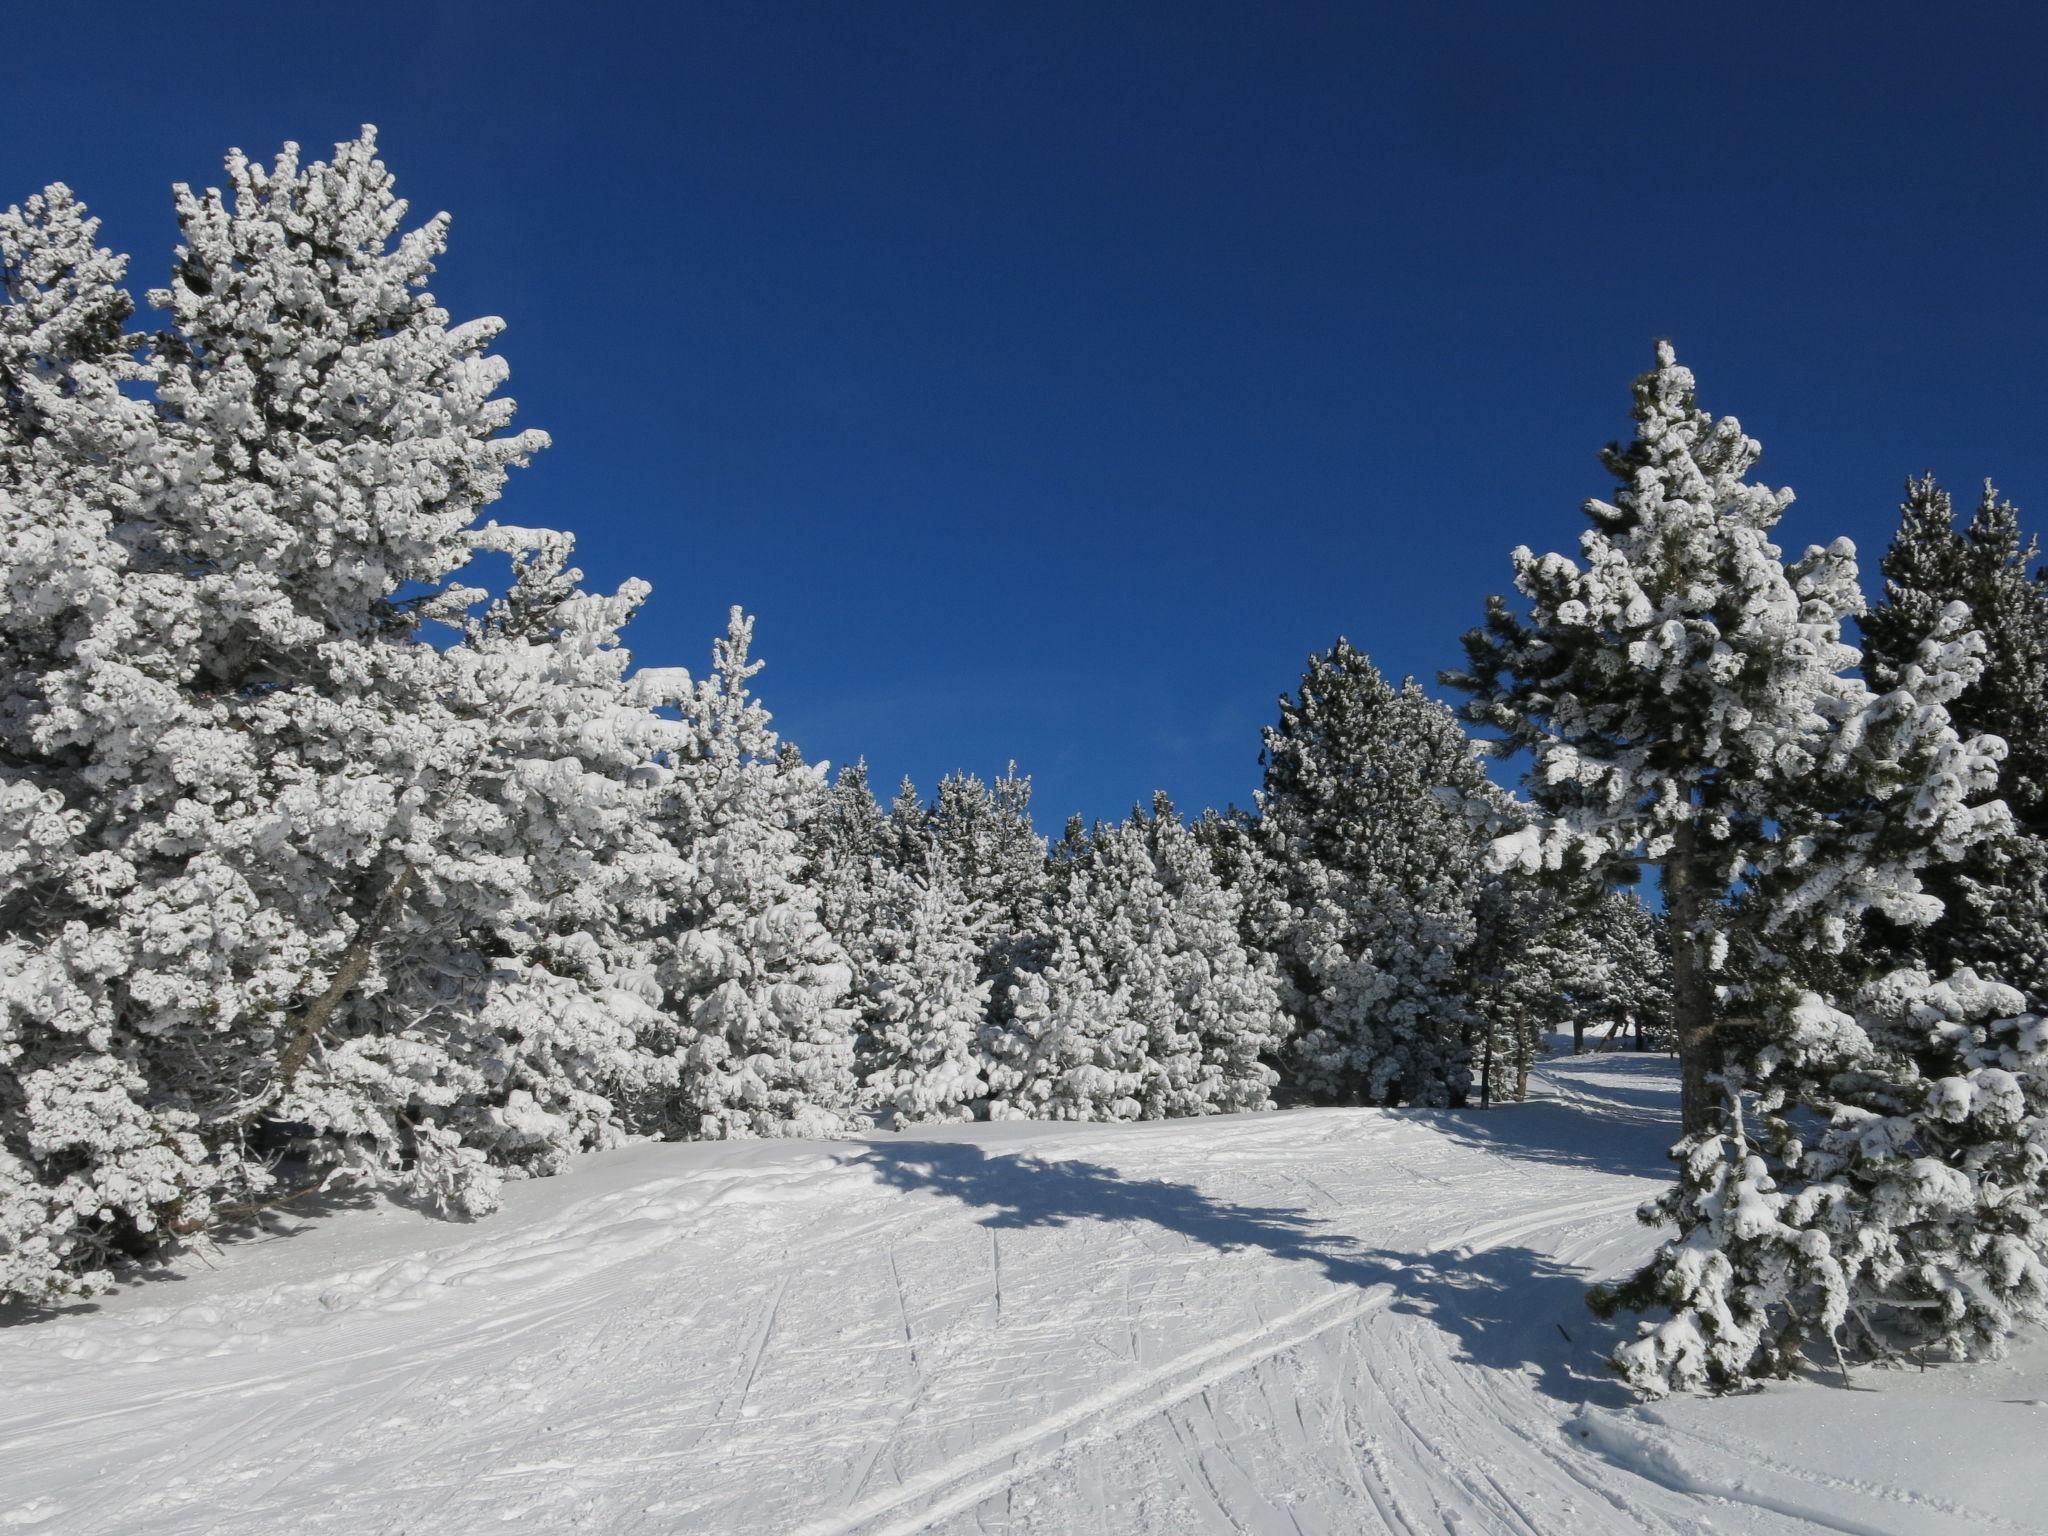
[658,610,863,1140]
[1466,343,2012,1395]
[1259,643,1489,1107]
[421,527,692,1182]
[861,861,990,1122]
[1861,477,2048,1005]
[0,184,230,1302]
[1581,891,1674,1051]
[1466,875,1583,1101]
[1138,795,1287,1113]
[981,937,1118,1122]
[796,758,890,1072]
[1597,968,2048,1395]
[136,130,722,1214]
[928,765,1048,947]
[982,800,1285,1121]
[883,775,937,876]
[0,133,715,1300]
[1446,341,2005,1134]
[803,759,886,940]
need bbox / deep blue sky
[9,4,2046,829]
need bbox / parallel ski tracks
[794,1188,1648,1536]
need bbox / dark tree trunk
[276,861,417,1090]
[1665,821,1717,1135]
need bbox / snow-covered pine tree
[0,185,236,1302]
[134,129,716,1215]
[1190,806,1291,959]
[656,609,864,1141]
[982,800,1286,1122]
[1446,341,2005,1135]
[421,526,694,1179]
[1466,875,1585,1102]
[1137,795,1287,1114]
[794,758,892,1075]
[1469,343,2014,1394]
[883,775,937,877]
[1597,968,2048,1395]
[887,765,1053,1098]
[980,931,1121,1123]
[927,765,1048,950]
[1861,477,2048,1005]
[802,758,887,944]
[986,815,1156,1121]
[1258,643,1488,1107]
[1582,891,1674,1052]
[861,859,990,1122]
[2,131,716,1304]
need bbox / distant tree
[983,798,1283,1120]
[861,860,990,1123]
[1259,642,1489,1107]
[1138,796,1288,1113]
[928,765,1048,945]
[1466,876,1583,1101]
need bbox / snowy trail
[3,1050,2043,1534]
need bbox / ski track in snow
[2,1049,2042,1535]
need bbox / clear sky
[8,3,2046,829]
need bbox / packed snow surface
[3,1048,2042,1534]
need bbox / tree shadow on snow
[0,1182,388,1328]
[855,1140,1639,1410]
[1422,1099,1677,1177]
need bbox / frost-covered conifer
[3,132,701,1301]
[1862,477,2048,1005]
[1447,342,2006,1133]
[928,765,1048,946]
[883,776,937,876]
[129,129,714,1216]
[1477,344,2014,1393]
[1598,969,2048,1395]
[657,610,863,1140]
[1466,877,1581,1101]
[1139,796,1287,1112]
[1583,892,1674,1050]
[981,939,1119,1122]
[0,184,231,1301]
[983,817,1155,1121]
[861,862,990,1122]
[802,759,887,942]
[982,799,1283,1121]
[417,527,693,1180]
[1259,643,1488,1107]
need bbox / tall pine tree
[1447,341,2003,1134]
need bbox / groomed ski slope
[4,1048,2044,1535]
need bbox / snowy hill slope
[3,1050,2044,1535]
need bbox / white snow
[3,1046,2041,1534]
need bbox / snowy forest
[6,127,2048,1405]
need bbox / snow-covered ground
[3,1048,2043,1535]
